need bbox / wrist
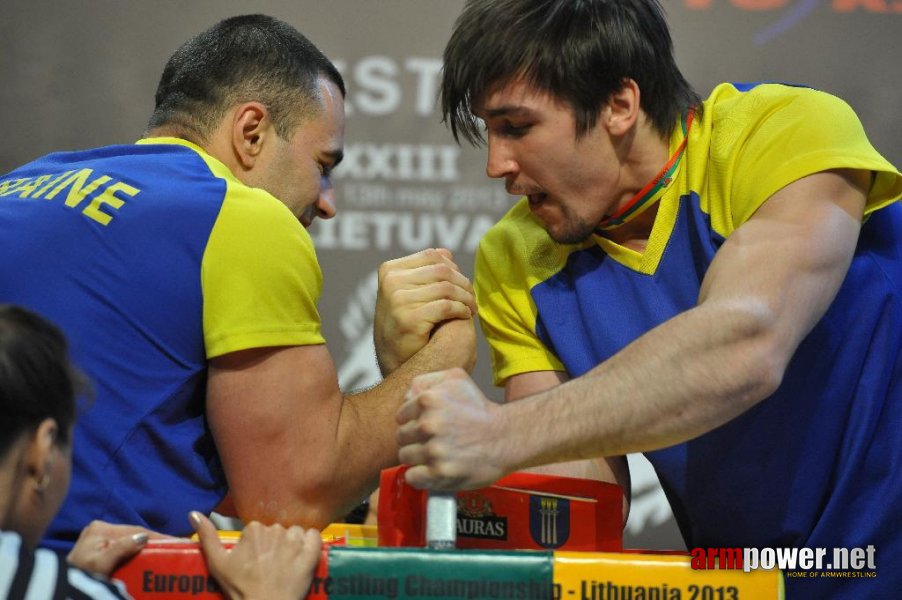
[488,401,521,476]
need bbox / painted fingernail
[132,533,149,546]
[189,511,202,526]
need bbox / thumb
[191,512,226,577]
[111,531,149,561]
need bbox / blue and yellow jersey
[0,138,324,548]
[477,83,901,385]
[475,83,901,596]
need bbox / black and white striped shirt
[0,531,130,600]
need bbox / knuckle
[396,310,419,329]
[432,299,448,314]
[377,260,396,281]
[423,439,442,462]
[398,445,418,465]
[433,460,460,480]
[442,298,461,314]
[418,417,438,437]
[382,271,400,291]
[435,263,453,279]
[417,390,438,410]
[385,285,408,308]
[244,521,263,534]
[396,322,420,338]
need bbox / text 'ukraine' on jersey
[0,138,326,548]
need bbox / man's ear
[602,78,641,137]
[230,102,272,170]
[26,419,58,486]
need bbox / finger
[430,247,453,259]
[380,248,455,278]
[301,529,323,570]
[191,512,227,578]
[412,262,472,289]
[426,299,475,323]
[286,525,305,542]
[396,417,432,447]
[399,371,470,423]
[75,520,109,545]
[397,401,438,443]
[394,301,474,332]
[395,392,425,425]
[404,465,445,490]
[289,529,323,594]
[392,286,475,319]
[415,247,456,266]
[391,273,474,301]
[99,524,166,541]
[396,382,425,424]
[381,268,472,307]
[397,441,427,466]
[101,531,150,572]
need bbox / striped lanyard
[595,108,695,231]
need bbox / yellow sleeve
[201,181,325,359]
[705,84,902,232]
[475,201,567,386]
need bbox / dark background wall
[3,0,899,549]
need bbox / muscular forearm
[506,371,631,523]
[499,300,784,472]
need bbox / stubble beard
[545,203,597,245]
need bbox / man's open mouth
[527,192,548,206]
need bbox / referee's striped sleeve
[0,531,132,599]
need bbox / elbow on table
[231,490,347,530]
[229,468,363,529]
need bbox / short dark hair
[0,305,87,456]
[441,0,701,145]
[147,14,346,142]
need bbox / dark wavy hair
[441,0,701,145]
[0,305,88,456]
[147,14,345,142]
